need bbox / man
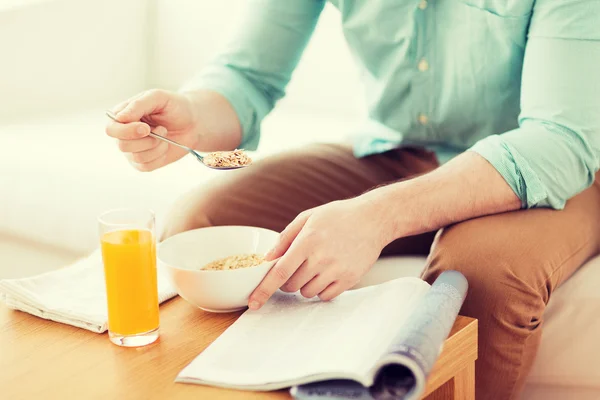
[105,1,600,398]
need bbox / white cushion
[354,256,427,289]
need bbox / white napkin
[0,249,177,333]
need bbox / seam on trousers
[534,236,592,295]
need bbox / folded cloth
[0,249,177,333]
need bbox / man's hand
[105,89,242,172]
[105,89,203,172]
[248,197,390,310]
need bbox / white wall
[0,0,150,123]
[151,0,364,118]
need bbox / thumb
[116,89,169,123]
[265,211,311,261]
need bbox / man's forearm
[364,151,522,244]
[183,90,243,152]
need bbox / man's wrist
[181,90,207,148]
[358,183,417,247]
[181,89,243,151]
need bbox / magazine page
[291,270,468,400]
[176,277,430,391]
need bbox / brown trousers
[162,144,600,400]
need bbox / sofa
[2,1,599,399]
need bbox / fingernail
[248,301,260,310]
[137,125,146,135]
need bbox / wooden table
[0,298,477,400]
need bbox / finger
[106,120,151,140]
[280,260,317,293]
[111,101,129,115]
[116,89,168,123]
[318,281,347,301]
[249,235,310,309]
[110,92,145,116]
[118,135,161,153]
[130,154,168,172]
[128,141,169,164]
[265,211,311,261]
[299,272,336,299]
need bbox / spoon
[105,110,248,170]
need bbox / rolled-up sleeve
[469,0,600,209]
[181,0,325,150]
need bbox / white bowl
[158,226,279,313]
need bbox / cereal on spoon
[203,149,252,168]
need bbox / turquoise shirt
[185,0,600,209]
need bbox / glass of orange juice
[98,208,160,347]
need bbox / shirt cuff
[469,133,553,209]
[180,64,270,151]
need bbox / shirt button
[418,114,429,125]
[418,59,429,72]
[418,0,428,10]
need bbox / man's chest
[326,0,536,141]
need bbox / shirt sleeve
[469,0,600,209]
[181,0,325,150]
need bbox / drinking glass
[98,208,160,347]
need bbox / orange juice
[100,229,159,336]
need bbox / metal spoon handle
[148,132,195,154]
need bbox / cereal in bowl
[201,254,265,271]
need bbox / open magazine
[176,270,468,400]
